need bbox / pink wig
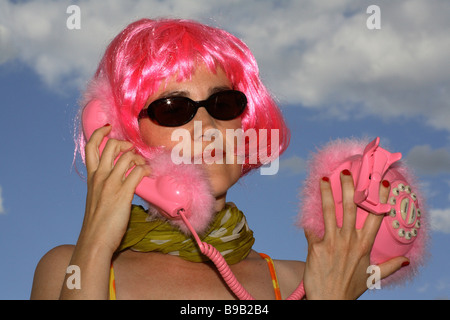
[75,18,290,175]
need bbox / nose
[192,106,218,139]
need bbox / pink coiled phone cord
[179,210,305,300]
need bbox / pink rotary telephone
[298,137,428,285]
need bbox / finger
[304,228,322,245]
[108,150,147,183]
[363,180,391,241]
[340,169,357,234]
[122,164,152,191]
[96,138,134,173]
[85,124,112,174]
[379,179,390,204]
[320,177,337,239]
[377,256,410,280]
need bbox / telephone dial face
[386,180,421,243]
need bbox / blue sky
[1,0,449,300]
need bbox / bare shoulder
[273,259,305,299]
[30,244,75,300]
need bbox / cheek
[140,121,178,148]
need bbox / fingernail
[322,176,330,182]
[342,169,351,176]
[382,180,390,188]
[401,261,410,267]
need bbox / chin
[204,162,241,198]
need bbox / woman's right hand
[58,125,151,299]
[80,124,151,255]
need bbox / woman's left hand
[302,170,409,300]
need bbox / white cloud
[405,145,450,176]
[221,1,450,131]
[0,186,5,214]
[0,24,15,64]
[0,0,218,90]
[430,208,450,234]
[0,0,449,131]
[279,155,306,175]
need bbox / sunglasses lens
[207,91,247,120]
[147,90,247,127]
[151,99,195,127]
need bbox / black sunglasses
[138,90,247,127]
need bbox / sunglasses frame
[138,90,247,127]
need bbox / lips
[208,148,226,160]
[210,149,225,158]
[192,148,226,163]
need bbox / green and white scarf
[118,203,255,265]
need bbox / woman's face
[139,64,243,204]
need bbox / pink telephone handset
[299,137,428,285]
[352,137,402,214]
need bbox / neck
[214,192,227,212]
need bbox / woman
[31,18,408,300]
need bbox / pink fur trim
[145,152,215,235]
